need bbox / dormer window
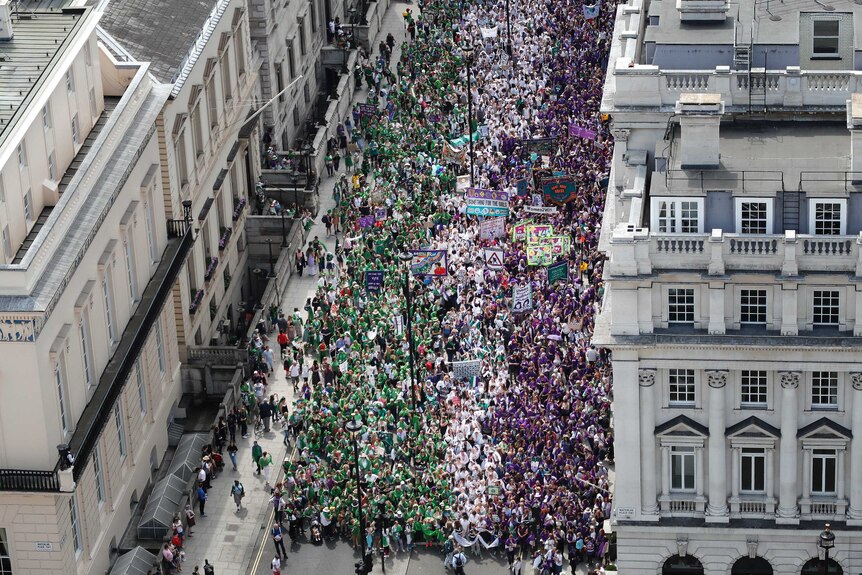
[651,197,704,233]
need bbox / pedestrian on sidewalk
[196,484,208,517]
[260,451,274,486]
[252,441,263,474]
[184,504,196,537]
[271,554,282,575]
[203,559,215,575]
[227,440,238,470]
[271,522,288,558]
[325,153,334,176]
[231,480,245,511]
[227,409,237,443]
[260,400,273,432]
[239,407,249,438]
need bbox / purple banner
[358,215,376,228]
[568,124,598,141]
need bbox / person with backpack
[231,480,245,511]
[203,559,215,575]
[452,547,468,575]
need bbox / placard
[526,225,554,244]
[451,359,482,381]
[365,270,384,293]
[526,244,554,266]
[483,248,504,270]
[466,188,510,217]
[374,207,388,221]
[569,124,598,141]
[480,217,506,240]
[512,283,533,312]
[547,261,569,285]
[512,221,531,242]
[524,205,559,215]
[410,250,448,276]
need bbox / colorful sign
[515,179,528,197]
[519,137,558,154]
[466,188,510,217]
[547,261,569,285]
[365,270,384,293]
[542,176,578,205]
[374,207,388,221]
[358,103,378,117]
[410,250,448,276]
[480,217,506,240]
[358,215,376,228]
[512,221,531,242]
[526,244,554,266]
[452,359,482,381]
[526,225,554,244]
[568,124,598,140]
[524,205,559,215]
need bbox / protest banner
[410,250,448,276]
[519,137,558,155]
[480,217,506,240]
[365,270,384,293]
[541,176,578,205]
[526,224,554,244]
[547,261,569,285]
[452,359,482,381]
[516,179,528,197]
[483,248,504,270]
[358,215,375,228]
[568,124,598,140]
[524,205,559,215]
[466,188,510,217]
[358,103,378,117]
[512,283,533,312]
[512,221,531,242]
[526,244,554,266]
[374,207,388,221]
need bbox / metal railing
[0,467,60,492]
[664,169,785,193]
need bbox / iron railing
[0,466,60,492]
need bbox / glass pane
[683,454,695,489]
[814,20,840,36]
[754,456,765,491]
[812,457,823,492]
[825,457,836,492]
[741,455,752,491]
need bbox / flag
[583,1,600,19]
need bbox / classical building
[597,0,862,574]
[0,3,190,574]
[100,0,261,357]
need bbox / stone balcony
[608,225,862,277]
[611,64,862,110]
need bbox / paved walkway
[178,3,415,574]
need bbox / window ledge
[810,55,842,60]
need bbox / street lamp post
[267,239,275,278]
[462,42,475,187]
[398,252,418,409]
[819,524,835,575]
[346,420,369,574]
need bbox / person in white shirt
[271,555,281,575]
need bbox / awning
[109,546,159,575]
[137,474,187,540]
[167,433,209,482]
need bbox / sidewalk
[178,3,415,574]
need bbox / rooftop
[98,0,226,84]
[0,7,86,144]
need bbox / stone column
[706,370,729,521]
[777,371,800,523]
[661,445,670,497]
[639,369,659,515]
[848,373,862,523]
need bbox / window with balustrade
[809,199,846,235]
[735,198,772,235]
[651,197,703,233]
[740,448,766,494]
[671,446,696,492]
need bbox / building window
[813,19,840,56]
[23,189,32,222]
[80,312,93,388]
[144,195,158,264]
[89,87,97,119]
[48,151,57,181]
[670,446,696,492]
[71,114,79,146]
[287,40,296,79]
[42,103,52,131]
[652,198,703,233]
[275,62,285,103]
[740,447,766,493]
[299,17,307,54]
[93,446,105,505]
[156,319,166,375]
[191,104,204,158]
[176,131,189,186]
[811,371,839,408]
[736,199,771,234]
[70,495,82,555]
[66,69,75,93]
[235,24,247,77]
[810,199,845,235]
[206,76,219,130]
[292,107,300,127]
[56,356,69,434]
[221,52,233,102]
[812,290,839,326]
[17,142,26,169]
[811,448,837,494]
[0,527,11,574]
[124,238,138,302]
[740,289,767,325]
[668,288,695,324]
[740,370,768,407]
[135,357,147,416]
[309,0,317,31]
[102,269,116,344]
[114,402,127,461]
[1,227,10,262]
[668,369,696,406]
[0,176,5,203]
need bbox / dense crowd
[258,0,617,573]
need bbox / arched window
[662,554,704,575]
[732,556,773,575]
[802,558,842,575]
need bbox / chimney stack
[675,93,723,170]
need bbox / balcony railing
[65,222,193,481]
[0,467,60,492]
[608,227,862,277]
[611,63,862,110]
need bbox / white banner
[479,217,506,240]
[451,359,482,381]
[512,283,533,313]
[483,248,504,270]
[480,26,498,39]
[453,529,500,548]
[524,205,559,215]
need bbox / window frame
[667,287,696,325]
[102,267,117,344]
[71,113,80,147]
[739,288,767,326]
[16,142,26,169]
[739,447,766,494]
[55,354,70,435]
[93,445,105,506]
[650,197,704,234]
[23,189,32,222]
[156,319,166,375]
[812,19,840,56]
[114,401,127,461]
[812,289,840,327]
[80,310,94,389]
[670,445,696,492]
[135,357,148,416]
[1,226,10,262]
[734,197,773,235]
[809,198,846,236]
[0,527,11,575]
[124,236,138,303]
[740,370,768,408]
[70,495,83,556]
[811,448,837,495]
[810,371,839,409]
[42,103,52,132]
[668,368,696,407]
[65,69,75,94]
